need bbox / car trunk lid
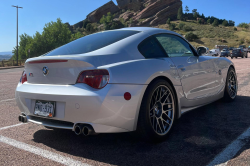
[25,57,94,85]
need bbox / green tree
[201,13,205,19]
[193,12,198,19]
[184,6,189,13]
[177,6,183,20]
[198,19,202,24]
[222,20,228,26]
[100,15,107,24]
[178,22,185,30]
[212,19,219,26]
[185,32,198,41]
[238,22,249,29]
[169,23,176,31]
[86,23,95,33]
[71,32,84,41]
[166,18,171,24]
[207,19,211,24]
[106,12,113,23]
[192,9,197,14]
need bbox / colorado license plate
[34,100,55,117]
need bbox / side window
[155,34,195,57]
[138,37,167,58]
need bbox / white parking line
[0,123,23,131]
[0,135,91,166]
[0,98,15,103]
[207,127,250,166]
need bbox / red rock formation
[119,11,134,21]
[87,1,119,22]
[134,0,180,20]
[133,0,182,26]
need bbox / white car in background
[210,49,221,56]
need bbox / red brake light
[20,71,27,84]
[77,69,109,89]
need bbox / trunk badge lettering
[42,66,49,76]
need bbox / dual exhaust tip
[18,114,27,123]
[74,124,96,136]
[18,114,95,136]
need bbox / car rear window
[44,30,140,56]
[233,49,240,52]
[138,36,167,58]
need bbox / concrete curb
[0,66,24,70]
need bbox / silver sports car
[16,27,237,142]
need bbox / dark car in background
[231,48,247,59]
[229,47,235,50]
[220,48,231,57]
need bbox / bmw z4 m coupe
[16,27,237,142]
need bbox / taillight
[77,69,109,89]
[20,71,27,84]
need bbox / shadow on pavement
[33,95,250,166]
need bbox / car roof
[119,27,181,36]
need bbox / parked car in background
[229,47,235,50]
[231,48,247,59]
[210,49,220,56]
[220,48,231,57]
[239,45,249,54]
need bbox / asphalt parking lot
[0,54,250,166]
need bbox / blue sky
[0,0,249,52]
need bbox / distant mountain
[0,52,13,56]
[0,52,13,61]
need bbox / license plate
[34,100,55,117]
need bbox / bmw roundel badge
[42,66,49,76]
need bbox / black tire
[137,79,177,142]
[223,67,237,102]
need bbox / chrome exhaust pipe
[82,126,96,136]
[18,114,27,123]
[74,124,84,135]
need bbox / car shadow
[33,95,250,166]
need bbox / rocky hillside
[67,0,182,30]
[64,0,250,49]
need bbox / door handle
[177,65,186,71]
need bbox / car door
[154,33,218,100]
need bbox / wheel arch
[134,75,181,131]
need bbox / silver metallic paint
[15,27,235,133]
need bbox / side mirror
[197,46,208,56]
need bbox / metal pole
[17,6,18,66]
[12,5,22,66]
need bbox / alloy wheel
[228,71,237,99]
[149,85,174,135]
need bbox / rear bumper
[15,82,147,133]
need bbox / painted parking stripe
[0,123,23,131]
[0,98,15,103]
[0,135,91,166]
[207,127,250,166]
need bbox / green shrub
[185,32,198,41]
[234,27,237,31]
[238,22,249,29]
[222,20,228,26]
[178,22,185,30]
[207,19,211,24]
[166,18,171,24]
[212,19,219,27]
[169,23,176,31]
[183,25,192,31]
